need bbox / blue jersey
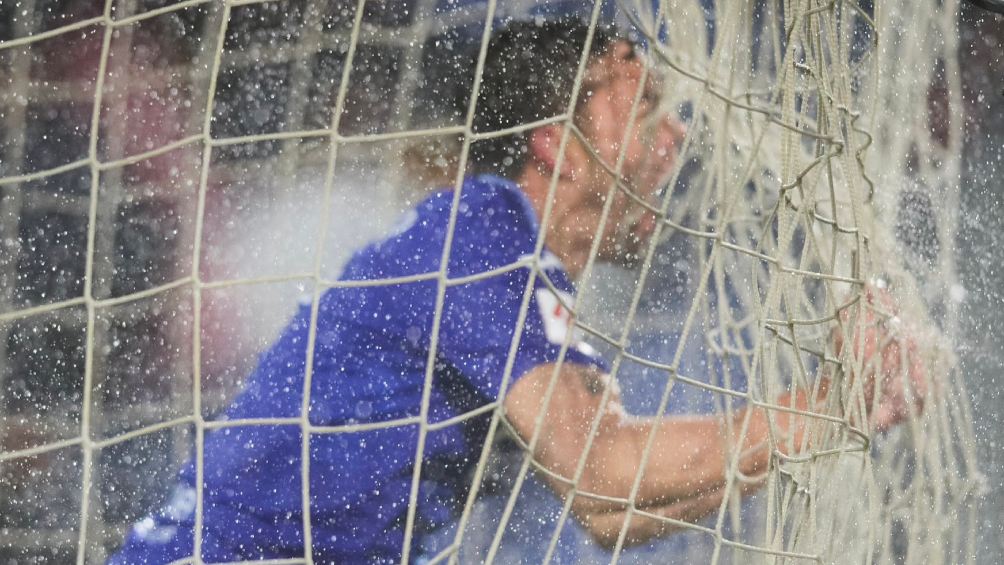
[110,175,607,564]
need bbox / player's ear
[527,124,579,180]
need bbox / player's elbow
[576,508,672,551]
[589,526,623,551]
[578,512,625,550]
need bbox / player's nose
[643,115,686,192]
[657,115,686,157]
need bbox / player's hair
[465,18,621,179]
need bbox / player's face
[566,42,683,271]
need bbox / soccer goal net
[0,0,980,563]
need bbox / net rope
[0,0,981,563]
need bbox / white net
[611,0,983,562]
[0,0,981,563]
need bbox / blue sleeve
[437,268,607,401]
[334,175,607,404]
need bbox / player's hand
[832,284,928,432]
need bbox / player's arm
[573,457,768,549]
[573,485,725,549]
[578,485,726,549]
[502,362,813,515]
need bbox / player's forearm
[594,411,767,508]
[589,388,819,510]
[505,362,821,515]
[576,486,727,550]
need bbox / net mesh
[0,0,981,563]
[611,0,982,562]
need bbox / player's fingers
[906,340,928,412]
[879,395,911,431]
[863,283,896,310]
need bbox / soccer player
[110,19,921,564]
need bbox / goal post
[0,0,981,563]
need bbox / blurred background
[0,0,1000,562]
